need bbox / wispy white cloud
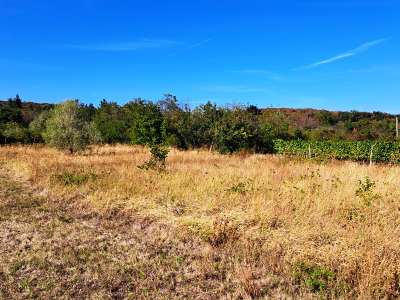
[295,38,389,70]
[228,69,283,80]
[63,39,182,51]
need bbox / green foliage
[43,100,100,153]
[29,110,51,143]
[190,102,222,148]
[274,139,400,163]
[259,110,290,140]
[226,182,249,194]
[138,144,170,171]
[159,94,192,150]
[355,177,377,206]
[0,103,22,125]
[214,107,261,153]
[315,110,338,126]
[3,94,400,162]
[51,171,97,185]
[93,99,128,143]
[124,99,166,145]
[2,122,29,143]
[293,262,335,293]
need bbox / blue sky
[1,0,399,112]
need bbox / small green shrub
[227,182,248,194]
[293,262,335,293]
[138,144,169,171]
[226,179,254,194]
[52,171,97,186]
[355,176,378,206]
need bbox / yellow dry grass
[1,144,399,298]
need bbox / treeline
[1,94,399,155]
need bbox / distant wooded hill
[0,99,53,125]
[1,95,398,149]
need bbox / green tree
[124,99,165,145]
[159,94,192,149]
[190,101,222,149]
[93,99,128,143]
[213,107,257,153]
[0,102,22,125]
[29,110,51,143]
[14,94,22,108]
[2,122,29,143]
[259,110,290,140]
[43,100,100,153]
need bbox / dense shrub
[138,144,169,171]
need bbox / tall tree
[14,94,22,108]
[43,100,100,153]
[124,99,165,145]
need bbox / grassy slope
[0,161,295,299]
[1,145,400,298]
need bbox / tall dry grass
[1,144,399,298]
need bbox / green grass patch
[293,261,335,293]
[51,171,97,186]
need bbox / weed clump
[138,144,169,171]
[293,261,335,293]
[355,176,378,206]
[208,217,239,246]
[51,171,97,186]
[226,179,253,194]
[227,182,248,194]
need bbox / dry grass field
[1,144,400,299]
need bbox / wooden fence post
[369,144,376,166]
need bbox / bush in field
[355,176,378,206]
[43,100,101,153]
[293,262,335,293]
[138,144,169,171]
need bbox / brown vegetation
[1,145,399,298]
